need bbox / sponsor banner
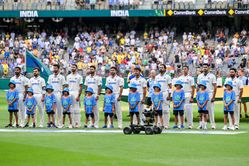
[0,9,247,18]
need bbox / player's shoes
[68,124,73,129]
[102,125,107,128]
[39,125,43,128]
[230,125,235,130]
[211,125,216,129]
[110,125,114,128]
[222,125,228,130]
[5,124,12,128]
[118,126,122,129]
[197,125,202,130]
[75,123,79,128]
[203,125,208,130]
[235,125,239,130]
[164,126,169,129]
[173,125,178,129]
[188,126,192,129]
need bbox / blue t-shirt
[172,90,185,110]
[103,94,115,113]
[45,94,56,112]
[24,97,37,115]
[151,92,163,110]
[84,96,96,114]
[128,91,140,112]
[223,90,236,112]
[61,96,72,113]
[196,91,209,111]
[6,89,19,110]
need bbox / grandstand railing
[0,0,248,11]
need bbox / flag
[26,51,52,81]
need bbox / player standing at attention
[106,66,124,129]
[5,81,19,128]
[84,65,102,128]
[238,69,248,118]
[197,64,217,129]
[178,66,195,129]
[10,66,28,127]
[129,65,147,125]
[47,64,66,128]
[28,68,46,128]
[155,64,172,129]
[66,64,83,128]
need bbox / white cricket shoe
[235,125,239,130]
[211,125,216,129]
[230,126,235,131]
[68,124,72,129]
[188,126,192,129]
[222,125,228,130]
[203,125,208,130]
[39,125,43,128]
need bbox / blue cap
[134,65,141,71]
[85,87,94,94]
[129,83,137,89]
[27,88,34,94]
[225,81,233,89]
[8,80,16,87]
[62,88,70,94]
[153,83,161,90]
[105,85,113,93]
[46,84,54,91]
[174,80,183,88]
[198,80,207,89]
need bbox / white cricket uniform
[48,74,66,127]
[29,76,46,126]
[66,73,83,127]
[10,75,29,126]
[155,73,171,128]
[106,75,124,128]
[224,77,243,127]
[197,73,217,127]
[84,75,102,128]
[129,76,147,125]
[178,75,195,127]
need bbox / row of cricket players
[6,63,243,130]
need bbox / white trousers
[70,91,81,127]
[18,93,26,126]
[114,94,122,128]
[54,92,62,126]
[34,94,44,126]
[229,97,240,127]
[207,93,215,127]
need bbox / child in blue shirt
[61,88,73,128]
[128,83,140,125]
[151,83,163,127]
[84,87,96,128]
[196,80,209,130]
[5,81,19,128]
[172,80,185,129]
[223,81,236,130]
[102,86,115,128]
[45,85,57,128]
[24,88,37,128]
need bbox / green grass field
[0,90,249,166]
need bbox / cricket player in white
[84,65,102,128]
[129,66,147,125]
[197,64,217,129]
[155,64,172,129]
[106,66,124,129]
[224,68,243,130]
[178,66,195,129]
[10,66,28,127]
[48,64,66,128]
[66,64,83,128]
[29,68,46,127]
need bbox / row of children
[128,80,236,130]
[6,78,236,130]
[6,80,117,128]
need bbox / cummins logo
[20,11,38,18]
[111,10,129,17]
